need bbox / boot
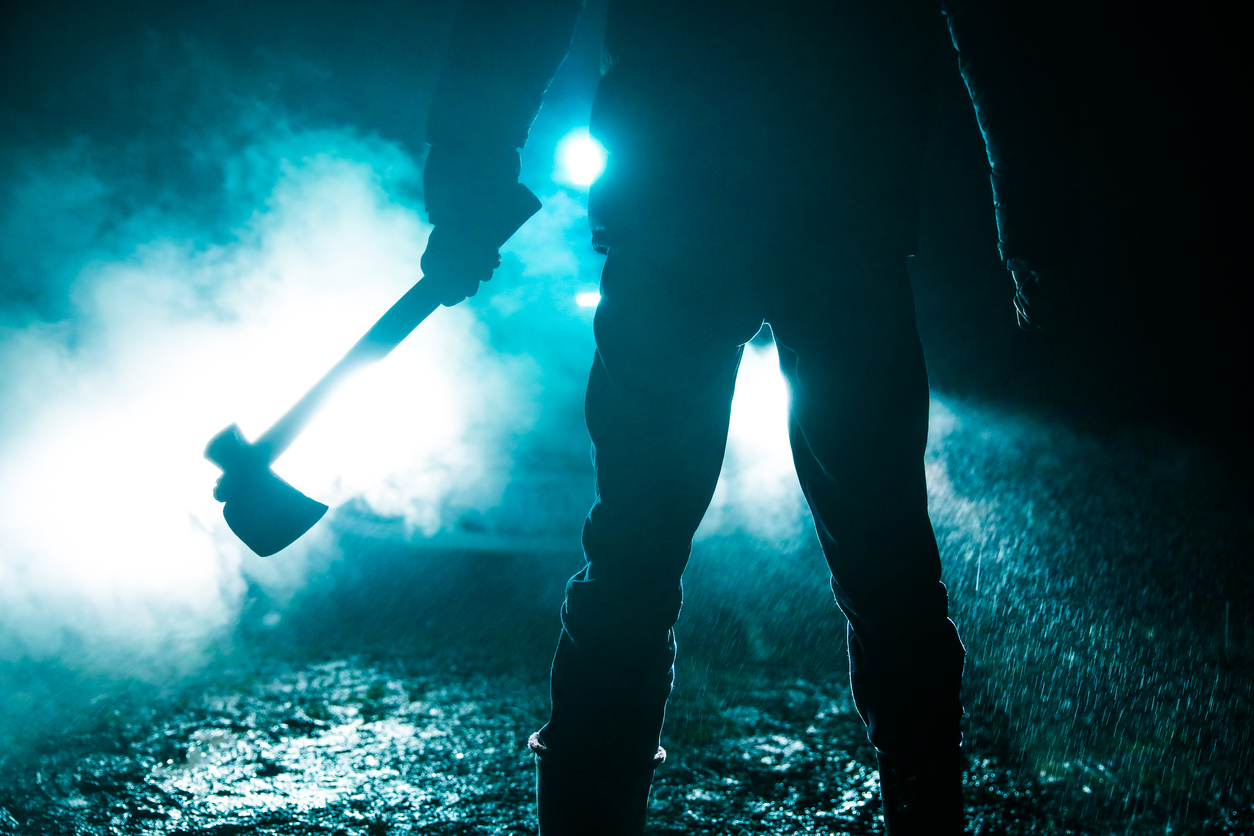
[529,732,665,836]
[877,747,965,835]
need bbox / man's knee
[562,570,683,644]
[831,574,950,638]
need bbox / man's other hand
[1011,269,1038,329]
[421,225,503,307]
[1009,263,1062,331]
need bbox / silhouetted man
[420,1,1045,833]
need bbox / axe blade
[203,189,544,554]
[206,424,328,557]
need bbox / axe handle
[249,183,542,465]
[255,277,444,462]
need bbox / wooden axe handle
[255,277,444,462]
[248,182,542,465]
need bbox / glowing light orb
[576,292,601,307]
[556,128,607,187]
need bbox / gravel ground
[0,658,1088,836]
[3,400,1251,835]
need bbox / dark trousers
[535,212,965,770]
[538,0,961,773]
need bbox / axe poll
[206,183,541,556]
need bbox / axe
[206,183,540,556]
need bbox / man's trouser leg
[771,259,966,834]
[533,241,760,834]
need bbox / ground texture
[1,658,1107,836]
[3,401,1251,834]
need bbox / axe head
[205,424,328,557]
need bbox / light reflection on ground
[1,659,1098,835]
[1,398,1251,834]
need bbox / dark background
[2,0,1246,454]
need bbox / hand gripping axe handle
[205,183,540,556]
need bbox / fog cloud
[0,130,539,666]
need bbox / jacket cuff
[423,143,521,226]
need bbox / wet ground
[2,397,1251,834]
[0,657,1092,836]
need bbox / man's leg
[533,240,760,834]
[771,261,966,834]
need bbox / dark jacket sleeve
[943,0,1074,271]
[424,0,583,231]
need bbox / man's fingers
[1011,269,1048,331]
[421,225,502,306]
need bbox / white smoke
[924,398,998,549]
[696,339,809,545]
[0,115,998,672]
[0,130,539,665]
[694,350,999,553]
